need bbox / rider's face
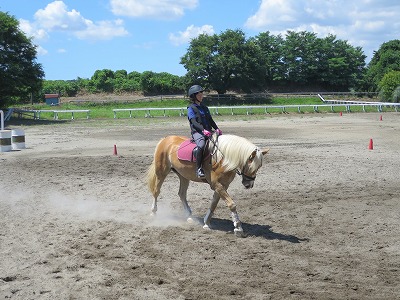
[195,91,203,102]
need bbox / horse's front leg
[215,187,245,237]
[203,191,220,230]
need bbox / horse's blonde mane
[210,134,262,172]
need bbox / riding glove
[202,129,212,137]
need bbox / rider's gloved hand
[202,129,212,137]
[216,129,222,135]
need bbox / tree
[378,70,400,102]
[280,31,365,90]
[180,33,218,91]
[0,12,44,107]
[251,32,285,86]
[364,40,400,91]
[282,31,320,85]
[90,69,115,93]
[140,71,185,95]
[181,29,257,94]
[322,36,366,90]
[181,29,366,93]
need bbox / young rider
[187,85,222,178]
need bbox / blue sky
[1,0,399,80]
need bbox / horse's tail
[146,159,157,195]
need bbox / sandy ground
[1,112,399,300]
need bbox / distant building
[45,94,60,105]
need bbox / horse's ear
[262,148,270,156]
[249,149,257,162]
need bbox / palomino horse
[146,133,269,237]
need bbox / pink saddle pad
[177,139,197,162]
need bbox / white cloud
[22,0,129,44]
[18,19,49,41]
[36,45,48,56]
[169,24,214,46]
[34,1,87,31]
[245,0,300,29]
[74,19,129,41]
[110,0,198,20]
[57,48,67,53]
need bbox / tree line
[1,11,400,107]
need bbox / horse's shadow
[201,217,309,243]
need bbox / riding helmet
[188,85,203,98]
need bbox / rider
[187,85,222,178]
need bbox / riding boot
[195,147,205,178]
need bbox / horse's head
[239,148,269,189]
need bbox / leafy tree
[140,71,185,95]
[127,71,142,91]
[282,31,320,85]
[182,29,366,93]
[42,80,79,97]
[181,29,257,94]
[90,69,114,93]
[364,40,400,91]
[180,33,218,91]
[322,36,366,90]
[251,32,285,85]
[378,70,400,102]
[0,11,44,107]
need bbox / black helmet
[188,85,203,98]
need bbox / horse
[146,133,269,237]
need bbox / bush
[392,86,400,103]
[378,71,400,101]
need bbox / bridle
[236,169,256,181]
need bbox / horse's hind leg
[151,177,164,215]
[177,174,192,221]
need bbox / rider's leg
[195,147,205,178]
[193,132,206,178]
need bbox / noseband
[236,169,256,181]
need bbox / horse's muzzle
[242,180,254,189]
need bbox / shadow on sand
[207,217,309,243]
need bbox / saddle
[177,139,209,162]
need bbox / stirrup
[196,168,205,178]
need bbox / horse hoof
[203,224,211,230]
[187,217,194,223]
[234,228,245,238]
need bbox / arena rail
[53,110,90,120]
[113,103,400,118]
[14,109,90,120]
[113,107,186,118]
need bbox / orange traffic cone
[113,144,118,155]
[368,139,373,150]
[340,111,343,116]
[380,115,382,121]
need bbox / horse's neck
[212,135,251,171]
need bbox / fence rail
[14,109,90,120]
[113,102,400,118]
[10,102,400,121]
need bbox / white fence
[14,109,90,120]
[9,102,400,121]
[113,102,400,118]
